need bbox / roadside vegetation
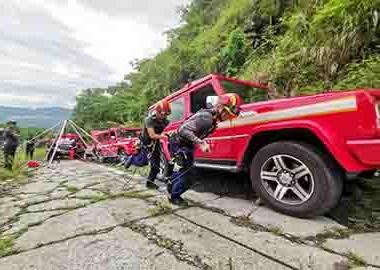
[0,147,46,183]
[72,0,379,129]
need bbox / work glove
[200,141,211,153]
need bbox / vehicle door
[161,95,188,159]
[218,78,270,163]
[189,82,236,164]
[109,130,119,155]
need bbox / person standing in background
[3,120,20,170]
[26,136,36,160]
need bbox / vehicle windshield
[58,138,75,145]
[119,130,139,138]
[220,80,268,104]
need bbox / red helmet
[154,100,171,114]
[218,93,242,119]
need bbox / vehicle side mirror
[206,96,219,108]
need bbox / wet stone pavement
[0,160,379,270]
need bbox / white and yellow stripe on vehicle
[218,96,357,129]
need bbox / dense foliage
[72,0,380,129]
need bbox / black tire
[250,141,343,218]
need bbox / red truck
[47,133,85,159]
[154,74,380,217]
[91,127,140,161]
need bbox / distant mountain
[0,106,72,128]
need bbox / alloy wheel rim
[260,154,315,206]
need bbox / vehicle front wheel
[250,141,343,218]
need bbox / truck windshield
[220,80,268,104]
[119,130,138,138]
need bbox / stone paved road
[0,161,379,270]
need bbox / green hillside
[72,0,380,129]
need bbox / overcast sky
[0,0,189,108]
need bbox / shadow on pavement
[188,168,380,231]
[189,169,257,201]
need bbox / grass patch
[123,166,150,177]
[111,190,155,200]
[148,200,172,216]
[346,252,367,269]
[156,238,175,249]
[230,215,270,232]
[0,167,27,183]
[308,227,352,245]
[0,236,15,257]
[0,147,46,185]
[268,226,284,236]
[66,186,80,193]
[59,180,69,186]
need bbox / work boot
[166,176,173,194]
[169,196,188,206]
[123,156,132,169]
[146,180,158,189]
[166,181,173,194]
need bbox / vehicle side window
[190,84,217,113]
[220,80,268,103]
[167,97,185,123]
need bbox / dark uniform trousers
[168,135,196,199]
[4,148,16,170]
[147,142,162,182]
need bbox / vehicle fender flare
[241,119,366,172]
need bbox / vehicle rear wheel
[250,141,343,218]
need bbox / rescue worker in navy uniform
[167,94,242,205]
[3,120,20,170]
[140,100,171,189]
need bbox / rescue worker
[139,100,171,189]
[167,94,242,205]
[3,120,20,170]
[26,136,36,160]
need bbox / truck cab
[154,74,269,170]
[153,74,380,217]
[91,128,141,161]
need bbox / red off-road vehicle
[47,133,85,159]
[91,128,140,162]
[154,74,380,217]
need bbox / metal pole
[68,121,89,149]
[69,120,100,144]
[70,120,119,157]
[48,120,67,166]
